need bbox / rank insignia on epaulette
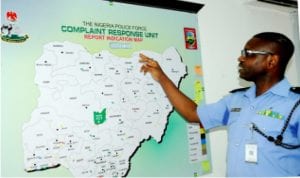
[290,87,300,94]
[230,87,250,93]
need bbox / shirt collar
[244,78,291,98]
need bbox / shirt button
[235,143,239,147]
[250,106,255,110]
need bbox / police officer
[139,32,300,176]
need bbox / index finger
[139,53,151,62]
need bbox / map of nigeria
[22,41,187,177]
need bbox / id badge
[245,143,258,163]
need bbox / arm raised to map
[139,53,200,123]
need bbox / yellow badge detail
[194,80,204,104]
[257,109,283,120]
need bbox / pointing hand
[139,53,166,82]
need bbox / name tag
[231,108,241,112]
[245,143,258,163]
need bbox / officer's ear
[267,54,279,69]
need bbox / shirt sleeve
[197,95,230,130]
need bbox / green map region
[93,108,107,125]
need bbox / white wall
[183,0,300,176]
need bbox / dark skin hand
[139,53,200,123]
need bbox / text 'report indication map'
[22,41,186,177]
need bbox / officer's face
[238,37,274,82]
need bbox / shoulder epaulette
[230,87,250,93]
[290,87,300,94]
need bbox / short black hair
[253,32,294,71]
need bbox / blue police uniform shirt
[197,78,300,177]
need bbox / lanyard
[251,99,300,149]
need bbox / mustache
[238,62,244,68]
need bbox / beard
[238,64,253,81]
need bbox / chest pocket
[253,115,284,135]
[252,108,300,147]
